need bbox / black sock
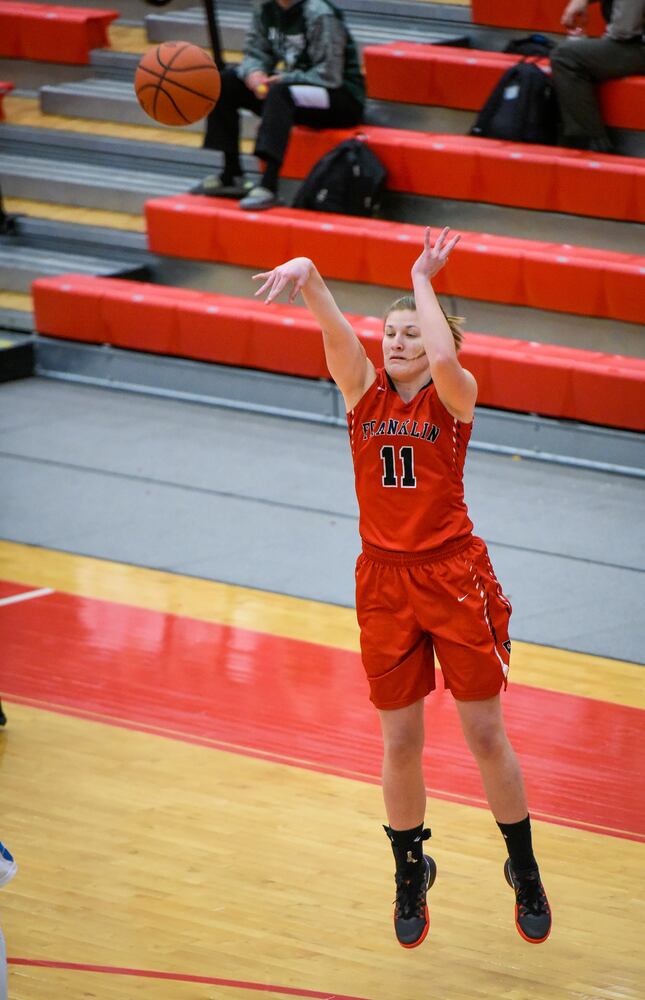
[497,815,537,874]
[221,153,243,185]
[261,159,280,193]
[384,823,430,871]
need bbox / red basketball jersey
[347,369,474,551]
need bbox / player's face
[382,310,429,381]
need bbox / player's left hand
[411,227,460,282]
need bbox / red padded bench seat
[0,3,119,64]
[32,276,330,379]
[363,43,645,132]
[282,125,645,223]
[31,274,645,431]
[471,0,605,35]
[144,195,645,324]
[0,81,15,122]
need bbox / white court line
[0,587,54,608]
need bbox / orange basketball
[134,41,221,126]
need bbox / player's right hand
[252,257,314,304]
[561,0,588,30]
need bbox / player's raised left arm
[411,227,477,423]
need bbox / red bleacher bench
[0,3,119,64]
[0,81,15,121]
[31,276,330,377]
[470,0,605,36]
[363,44,645,133]
[143,195,644,324]
[31,274,645,431]
[599,77,645,133]
[281,125,645,223]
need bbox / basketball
[134,41,221,126]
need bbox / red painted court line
[7,958,370,1000]
[3,584,644,840]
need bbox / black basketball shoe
[504,858,552,943]
[393,854,437,948]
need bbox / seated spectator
[195,0,365,210]
[551,0,645,151]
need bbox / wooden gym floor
[1,539,643,1000]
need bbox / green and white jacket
[238,0,365,106]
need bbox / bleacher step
[145,4,247,50]
[1,125,641,256]
[0,215,150,292]
[0,57,92,97]
[144,3,474,53]
[0,308,32,334]
[38,65,477,139]
[85,49,476,137]
[89,49,141,80]
[39,77,258,138]
[37,61,645,158]
[0,151,200,214]
[0,244,144,292]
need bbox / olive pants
[551,35,645,145]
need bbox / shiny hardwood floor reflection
[1,542,643,1000]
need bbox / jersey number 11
[380,445,416,488]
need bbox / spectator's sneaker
[393,854,436,948]
[0,844,17,888]
[504,858,551,943]
[191,174,253,198]
[239,186,280,211]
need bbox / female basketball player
[253,228,551,948]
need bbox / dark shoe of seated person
[191,174,254,198]
[585,137,615,154]
[239,185,280,211]
[562,134,614,154]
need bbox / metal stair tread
[0,245,138,273]
[0,152,193,188]
[42,78,138,97]
[39,77,256,136]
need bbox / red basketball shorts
[355,535,512,710]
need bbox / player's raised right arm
[253,257,375,410]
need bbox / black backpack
[503,33,554,57]
[292,138,387,216]
[470,60,559,145]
